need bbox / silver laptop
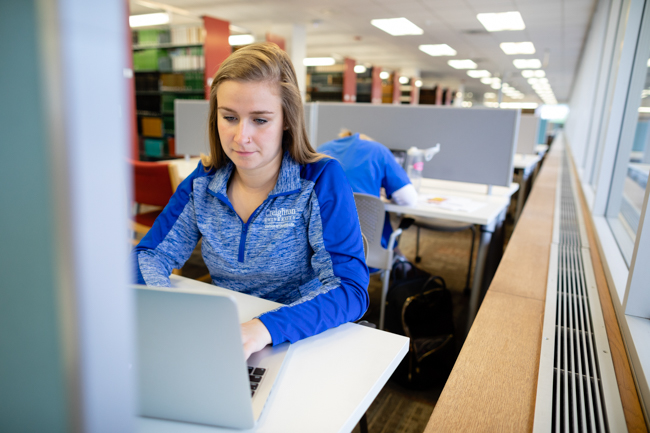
[134,285,291,429]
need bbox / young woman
[132,43,369,359]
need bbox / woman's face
[216,80,285,175]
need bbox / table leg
[481,207,508,294]
[466,223,494,334]
[532,159,541,184]
[378,269,391,330]
[514,169,525,225]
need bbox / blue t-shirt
[318,134,411,247]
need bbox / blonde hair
[338,128,375,141]
[203,42,325,170]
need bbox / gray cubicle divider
[175,101,318,156]
[304,103,317,145]
[309,102,520,187]
[175,99,211,156]
[516,113,540,155]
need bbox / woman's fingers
[240,318,272,360]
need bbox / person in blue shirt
[318,131,418,249]
[132,43,369,359]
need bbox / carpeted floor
[178,211,516,433]
[349,212,515,432]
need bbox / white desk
[513,153,542,224]
[628,162,650,179]
[163,161,518,335]
[535,144,549,157]
[384,178,519,333]
[137,275,409,433]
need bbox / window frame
[569,0,650,419]
[582,0,625,184]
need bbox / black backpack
[385,260,457,389]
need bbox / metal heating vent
[533,152,627,433]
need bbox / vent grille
[554,161,607,432]
[534,151,626,433]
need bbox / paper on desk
[418,195,488,213]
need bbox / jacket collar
[208,151,301,198]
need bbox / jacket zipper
[237,205,265,263]
[238,221,249,262]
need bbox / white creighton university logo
[264,208,297,228]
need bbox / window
[606,58,650,264]
[567,0,650,417]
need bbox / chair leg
[415,226,422,263]
[359,413,369,433]
[378,269,391,330]
[464,226,476,295]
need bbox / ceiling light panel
[419,44,457,56]
[467,70,491,78]
[513,58,542,69]
[448,59,477,69]
[229,34,255,46]
[371,17,423,36]
[522,69,545,78]
[476,12,525,32]
[303,57,336,66]
[129,13,169,27]
[500,42,536,55]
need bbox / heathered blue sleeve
[258,159,370,344]
[379,145,411,198]
[131,162,204,287]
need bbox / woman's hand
[241,319,272,360]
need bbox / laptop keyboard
[248,366,267,397]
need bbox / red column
[125,0,138,160]
[392,73,401,105]
[410,79,419,105]
[371,67,382,104]
[343,58,356,103]
[435,86,443,105]
[265,33,286,51]
[203,16,231,99]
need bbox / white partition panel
[516,114,541,155]
[175,99,211,156]
[310,102,520,187]
[176,101,317,157]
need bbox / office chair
[130,159,183,275]
[131,159,180,237]
[410,217,476,294]
[353,193,403,330]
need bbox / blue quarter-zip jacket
[132,152,370,345]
